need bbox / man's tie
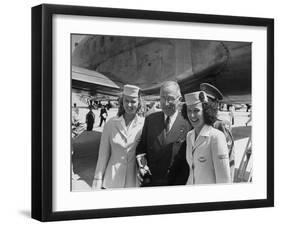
[165,116,170,132]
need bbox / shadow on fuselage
[72,130,102,187]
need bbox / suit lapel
[193,136,207,152]
[192,125,211,153]
[156,112,166,145]
[126,115,143,140]
[166,112,185,143]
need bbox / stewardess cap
[123,84,140,97]
[184,91,208,106]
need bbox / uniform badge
[198,156,207,162]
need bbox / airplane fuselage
[72,35,251,103]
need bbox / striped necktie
[165,116,170,132]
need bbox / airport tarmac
[71,108,252,191]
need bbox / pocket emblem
[198,156,207,162]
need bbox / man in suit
[86,105,95,131]
[136,81,191,186]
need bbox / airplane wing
[72,66,121,96]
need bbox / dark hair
[181,103,189,121]
[181,102,218,126]
[202,102,218,125]
[117,93,143,117]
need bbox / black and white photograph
[71,34,252,191]
[1,0,280,224]
[30,3,274,221]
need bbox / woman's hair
[181,101,218,125]
[117,93,143,117]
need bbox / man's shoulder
[177,111,187,122]
[145,111,163,121]
[176,111,192,131]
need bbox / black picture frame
[32,3,274,222]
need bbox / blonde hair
[117,93,144,117]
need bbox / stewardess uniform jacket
[95,115,144,188]
[186,125,231,185]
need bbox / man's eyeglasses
[160,96,180,104]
